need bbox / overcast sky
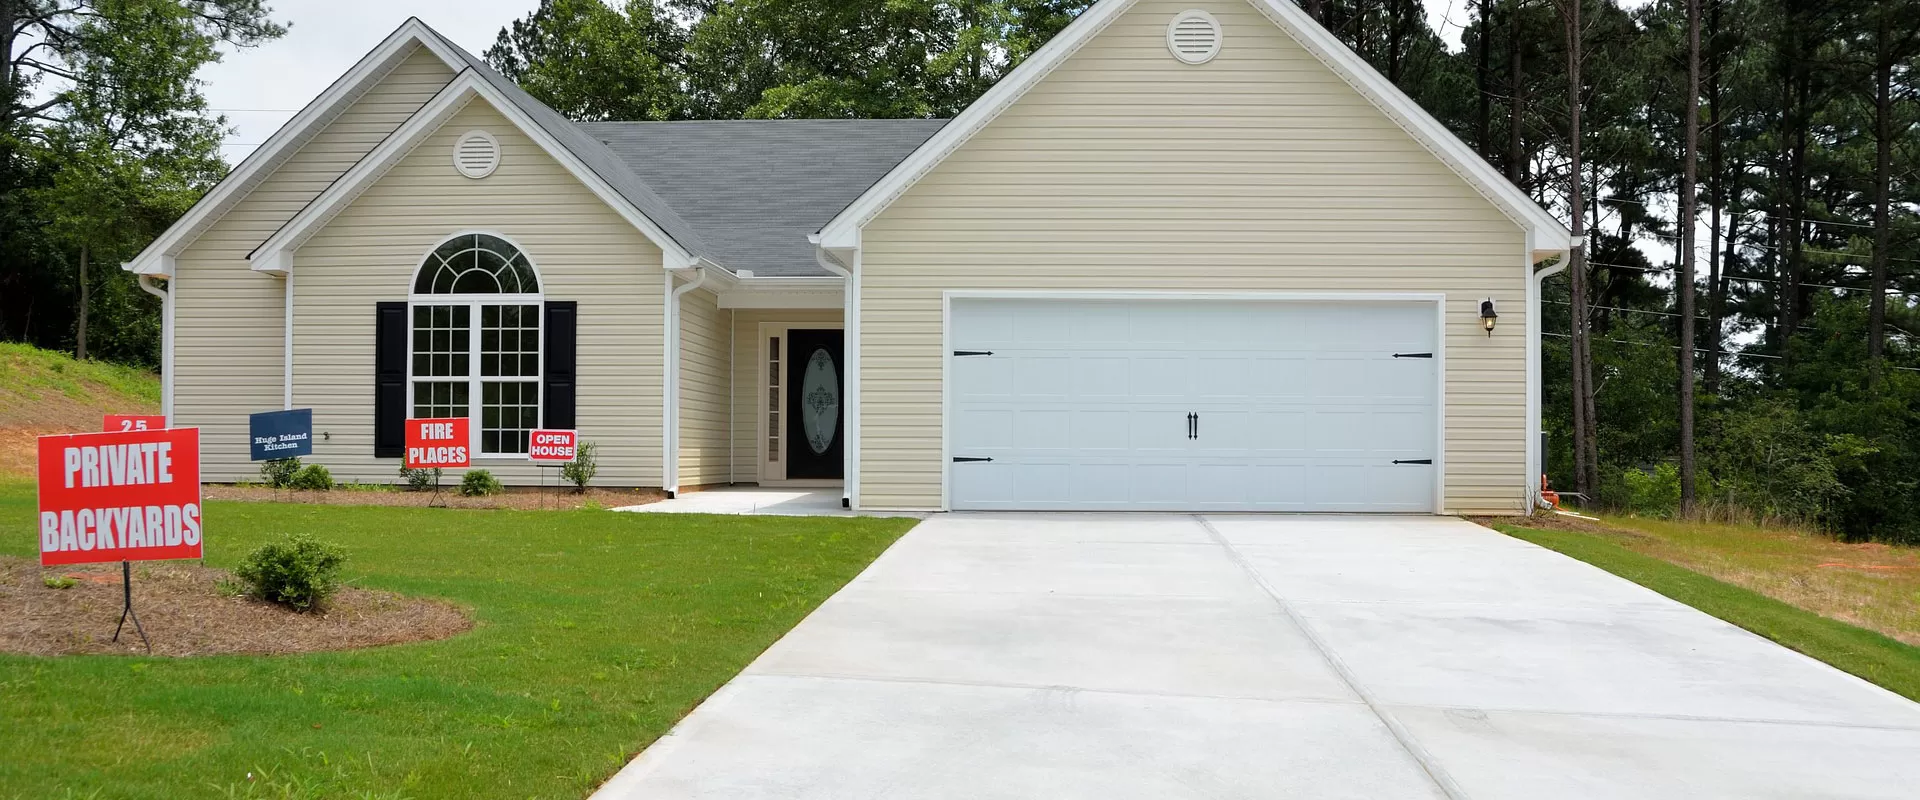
[204,0,1486,162]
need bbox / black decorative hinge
[952,456,994,463]
[953,350,995,357]
[1393,352,1434,359]
[1392,459,1434,465]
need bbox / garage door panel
[950,298,1438,512]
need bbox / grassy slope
[1599,515,1920,646]
[0,343,160,425]
[1500,523,1920,704]
[0,478,916,799]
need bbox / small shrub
[288,464,334,491]
[1621,463,1681,518]
[562,441,598,494]
[260,457,301,489]
[233,534,347,612]
[459,469,503,497]
[44,575,77,590]
[398,465,442,492]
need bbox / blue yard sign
[250,409,314,461]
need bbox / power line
[1541,331,1920,373]
[1599,195,1879,231]
[1585,260,1920,299]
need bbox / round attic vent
[453,130,500,179]
[1167,10,1222,65]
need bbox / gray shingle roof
[416,21,944,277]
[415,25,711,262]
[579,120,947,277]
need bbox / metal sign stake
[111,560,152,653]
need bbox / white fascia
[247,70,698,276]
[124,19,467,277]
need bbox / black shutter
[544,301,577,430]
[374,302,407,458]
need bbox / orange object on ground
[1539,475,1561,509]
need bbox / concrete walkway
[615,488,921,517]
[593,514,1920,799]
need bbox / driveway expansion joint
[1192,514,1473,800]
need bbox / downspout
[283,272,294,410]
[137,275,174,424]
[813,247,855,509]
[663,266,709,498]
[1528,238,1573,513]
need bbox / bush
[562,441,598,493]
[1702,399,1850,525]
[1620,463,1681,518]
[260,457,301,488]
[459,469,503,497]
[398,465,442,492]
[288,464,334,491]
[233,534,347,612]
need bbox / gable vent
[1166,10,1222,65]
[453,130,500,179]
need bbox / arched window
[409,234,543,456]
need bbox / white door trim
[941,290,1448,513]
[756,320,846,485]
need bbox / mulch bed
[0,557,472,657]
[203,484,664,510]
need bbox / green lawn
[0,478,915,799]
[1499,523,1920,704]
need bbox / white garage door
[949,298,1439,512]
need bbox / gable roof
[815,0,1574,260]
[248,68,701,273]
[579,120,946,277]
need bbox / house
[123,0,1573,514]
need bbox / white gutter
[813,245,857,509]
[663,266,709,497]
[137,275,174,423]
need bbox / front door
[784,329,845,479]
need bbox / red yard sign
[38,428,203,567]
[405,417,471,469]
[104,414,167,433]
[528,429,577,463]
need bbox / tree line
[4,0,1917,542]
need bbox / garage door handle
[1393,352,1434,359]
[952,456,994,463]
[953,350,994,357]
[1392,459,1434,465]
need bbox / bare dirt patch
[203,484,663,510]
[0,557,471,657]
[1469,510,1629,537]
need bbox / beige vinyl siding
[727,309,843,484]
[172,46,454,481]
[857,0,1530,513]
[292,100,665,486]
[677,287,731,487]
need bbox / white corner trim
[817,0,1572,256]
[283,272,294,411]
[247,70,698,274]
[124,19,468,277]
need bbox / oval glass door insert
[800,348,840,454]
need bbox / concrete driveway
[594,514,1920,799]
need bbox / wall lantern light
[1479,298,1498,336]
